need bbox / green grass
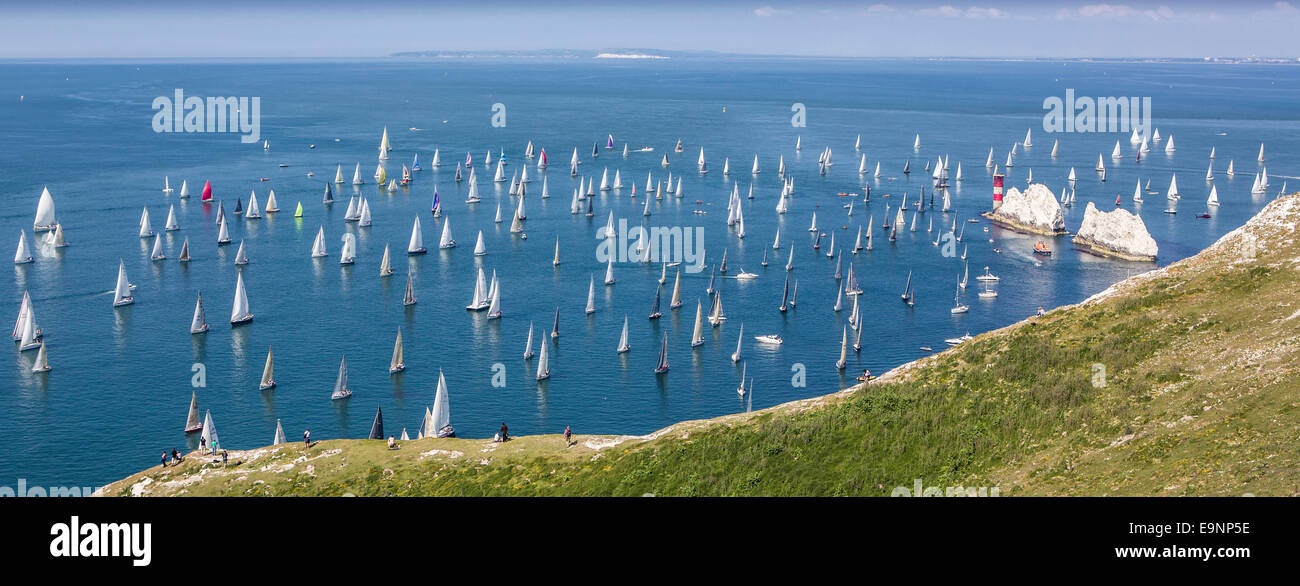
[107,195,1300,497]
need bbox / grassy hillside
[104,194,1300,497]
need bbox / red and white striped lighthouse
[992,174,1005,210]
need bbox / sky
[1,0,1298,59]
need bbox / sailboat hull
[190,324,209,335]
[230,313,254,326]
[259,381,277,391]
[389,364,405,374]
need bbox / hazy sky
[2,0,1298,59]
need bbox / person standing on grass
[304,428,311,447]
[161,451,168,468]
[563,426,572,447]
[500,422,509,442]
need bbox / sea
[1,57,1297,490]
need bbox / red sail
[201,180,213,202]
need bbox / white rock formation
[1072,202,1158,261]
[984,183,1065,235]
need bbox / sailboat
[34,186,57,232]
[331,356,353,400]
[474,230,487,255]
[246,191,262,219]
[230,272,253,325]
[200,410,220,452]
[13,231,33,264]
[522,322,536,360]
[138,207,154,237]
[951,284,969,314]
[690,299,705,347]
[407,217,427,254]
[45,223,67,248]
[259,346,277,390]
[178,237,191,262]
[201,180,213,202]
[835,326,848,370]
[184,391,202,432]
[164,205,180,231]
[147,233,167,261]
[352,163,364,185]
[536,335,551,380]
[604,258,616,285]
[17,301,41,351]
[709,292,727,326]
[438,217,455,249]
[339,233,355,264]
[216,216,231,245]
[179,180,190,198]
[617,315,631,353]
[404,273,418,306]
[311,226,328,257]
[273,420,286,445]
[113,260,134,306]
[1207,185,1220,207]
[379,243,394,277]
[427,370,454,437]
[389,328,406,373]
[585,275,597,314]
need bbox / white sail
[331,356,352,400]
[14,231,32,264]
[604,258,616,285]
[1164,135,1175,153]
[200,411,219,452]
[352,162,363,185]
[150,233,165,260]
[486,274,502,318]
[165,204,180,231]
[311,226,327,257]
[358,198,372,226]
[34,186,57,231]
[339,233,355,264]
[536,336,551,380]
[217,215,230,244]
[246,191,262,218]
[586,275,597,313]
[190,292,208,333]
[1207,184,1220,206]
[473,230,486,255]
[261,346,276,388]
[390,329,405,372]
[1111,141,1122,158]
[230,271,252,324]
[430,370,451,434]
[139,207,154,237]
[113,260,132,306]
[690,299,704,347]
[439,217,455,249]
[179,180,189,198]
[408,217,425,253]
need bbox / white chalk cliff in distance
[1072,202,1158,261]
[982,183,1066,235]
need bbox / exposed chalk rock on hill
[981,183,1066,235]
[1072,202,1158,261]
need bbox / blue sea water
[1,58,1297,489]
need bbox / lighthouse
[992,173,1005,211]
